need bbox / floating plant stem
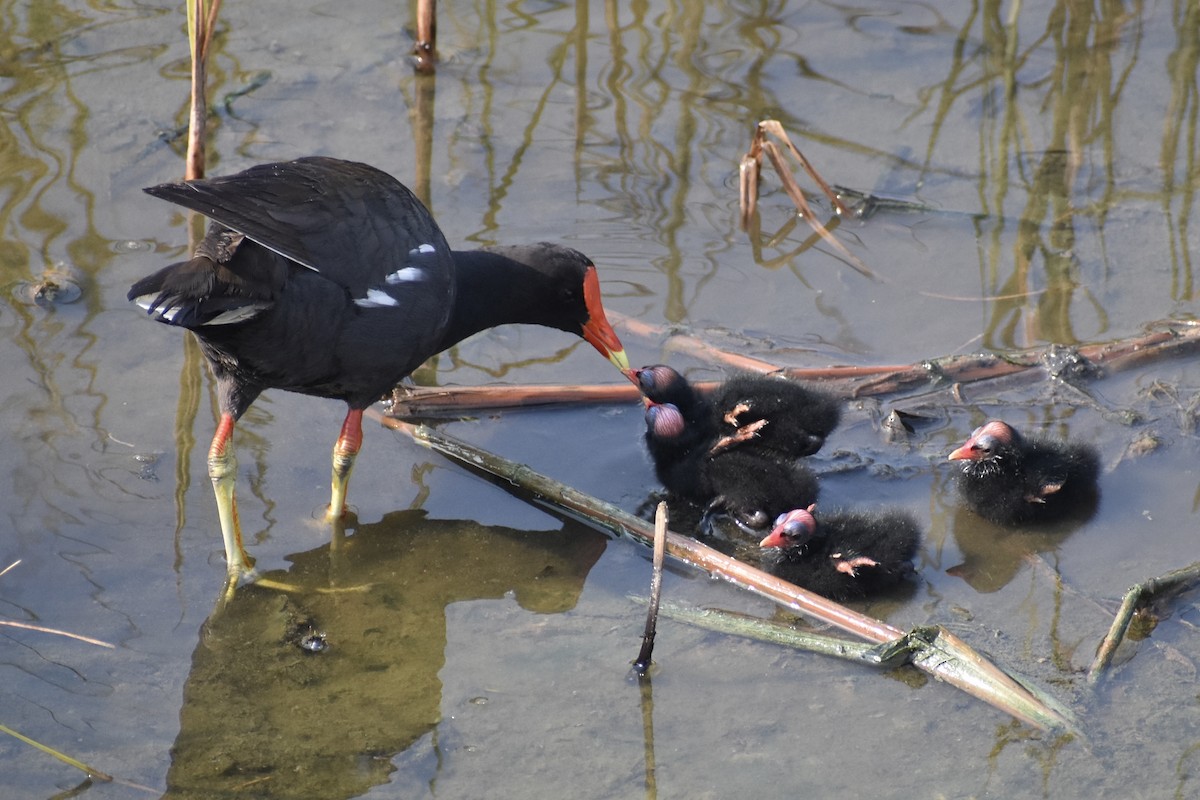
[388,318,1200,417]
[1088,560,1200,685]
[636,599,921,669]
[0,722,113,783]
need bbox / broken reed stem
[185,5,205,180]
[0,722,113,783]
[739,119,871,278]
[390,383,640,416]
[184,0,221,180]
[0,620,115,649]
[757,120,851,217]
[640,600,1075,732]
[756,138,874,280]
[761,140,823,225]
[740,120,851,227]
[633,503,668,675]
[0,560,118,648]
[388,318,1200,417]
[379,415,1077,733]
[642,600,913,668]
[412,0,437,73]
[738,153,760,228]
[1087,592,1142,684]
[199,0,221,59]
[1087,560,1200,685]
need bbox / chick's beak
[947,439,977,461]
[758,528,790,549]
[753,525,792,551]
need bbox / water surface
[1,1,1198,797]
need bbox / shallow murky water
[1,0,1198,797]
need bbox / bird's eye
[974,435,998,456]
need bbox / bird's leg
[329,408,364,520]
[208,413,255,579]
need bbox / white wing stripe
[354,288,400,308]
[385,266,427,284]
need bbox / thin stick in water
[633,502,668,675]
[0,620,115,649]
[0,722,113,782]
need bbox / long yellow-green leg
[208,412,255,579]
[329,408,363,520]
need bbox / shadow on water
[164,510,605,799]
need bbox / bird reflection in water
[945,505,1091,594]
[164,510,605,799]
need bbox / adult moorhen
[759,505,921,600]
[643,401,819,536]
[947,419,1100,525]
[129,157,633,580]
[636,364,841,459]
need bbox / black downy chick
[948,420,1100,525]
[759,505,921,600]
[644,402,819,535]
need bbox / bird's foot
[217,558,260,603]
[708,418,769,455]
[1030,481,1063,502]
[723,401,753,426]
[832,554,878,577]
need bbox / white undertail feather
[133,294,268,325]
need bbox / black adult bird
[947,419,1100,525]
[643,401,819,535]
[759,505,921,600]
[129,157,633,580]
[635,364,841,458]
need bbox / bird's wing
[144,157,455,299]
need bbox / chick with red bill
[759,505,921,600]
[948,420,1100,525]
